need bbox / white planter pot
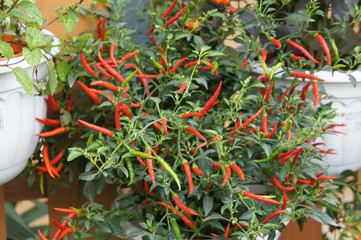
[0,30,59,185]
[253,66,361,176]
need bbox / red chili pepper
[291,54,304,60]
[185,126,207,142]
[242,58,249,67]
[224,222,231,238]
[48,95,60,112]
[173,196,199,215]
[318,176,336,181]
[177,213,195,228]
[198,81,222,120]
[50,151,64,166]
[144,180,154,196]
[96,19,102,35]
[288,40,319,64]
[315,33,331,66]
[259,49,267,67]
[97,51,125,83]
[313,81,319,108]
[229,6,237,14]
[52,219,66,231]
[271,177,296,191]
[59,228,75,239]
[80,50,97,77]
[53,207,80,215]
[156,202,181,214]
[148,27,156,43]
[67,93,74,113]
[100,30,105,51]
[94,63,114,80]
[271,37,282,48]
[257,74,270,81]
[183,159,193,194]
[242,128,257,133]
[261,210,286,224]
[281,190,287,210]
[278,87,290,103]
[77,81,102,105]
[181,112,200,118]
[171,57,189,73]
[192,164,203,176]
[36,127,68,137]
[231,163,244,181]
[146,149,155,185]
[292,148,303,165]
[121,50,139,62]
[222,165,231,186]
[289,84,299,95]
[163,0,178,19]
[212,162,221,169]
[91,81,119,91]
[243,191,282,205]
[265,81,273,102]
[158,45,166,56]
[165,7,186,27]
[78,119,114,137]
[318,150,337,154]
[42,143,56,178]
[177,82,187,94]
[36,118,61,127]
[109,44,117,65]
[300,82,312,101]
[291,71,325,81]
[136,74,158,79]
[242,105,267,128]
[38,229,48,240]
[162,118,168,134]
[130,102,142,108]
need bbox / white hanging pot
[0,29,59,185]
[252,66,361,176]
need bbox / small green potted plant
[27,0,354,239]
[0,0,83,185]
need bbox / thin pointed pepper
[48,95,60,112]
[177,213,195,228]
[38,229,48,240]
[77,81,101,105]
[91,81,119,91]
[80,50,97,77]
[271,176,296,191]
[261,210,286,224]
[36,118,61,127]
[109,44,117,65]
[173,196,199,215]
[198,81,222,120]
[43,143,56,178]
[288,39,319,64]
[281,190,287,210]
[183,159,193,194]
[279,87,290,103]
[271,37,282,48]
[162,118,168,134]
[313,81,319,107]
[171,57,189,73]
[291,54,304,60]
[315,33,331,66]
[231,163,245,181]
[148,27,156,43]
[265,81,273,102]
[242,105,267,128]
[300,82,312,101]
[53,207,80,215]
[181,112,200,118]
[163,0,178,19]
[224,222,231,238]
[243,191,282,205]
[165,7,187,27]
[36,127,67,137]
[98,51,125,83]
[242,58,249,67]
[156,156,181,190]
[78,119,114,137]
[222,165,231,186]
[291,72,325,81]
[177,82,187,94]
[260,49,267,67]
[94,63,114,80]
[192,164,203,176]
[59,228,75,239]
[52,219,66,231]
[146,149,155,185]
[185,126,207,142]
[121,50,139,62]
[67,93,74,112]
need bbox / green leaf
[203,196,213,216]
[204,213,226,221]
[83,181,95,201]
[0,40,14,60]
[22,47,43,66]
[67,148,83,161]
[306,207,338,227]
[12,67,33,96]
[57,62,72,81]
[79,171,98,181]
[26,27,47,49]
[348,74,356,87]
[206,51,225,57]
[286,11,315,22]
[9,9,32,22]
[18,1,44,25]
[46,60,58,94]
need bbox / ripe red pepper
[261,210,286,224]
[77,81,102,105]
[242,58,249,67]
[315,33,331,66]
[291,54,304,60]
[94,63,114,80]
[165,7,187,27]
[163,0,178,19]
[36,127,68,137]
[242,105,267,128]
[271,177,296,191]
[36,118,61,127]
[212,162,221,169]
[91,81,119,91]
[177,82,187,94]
[53,207,80,215]
[109,44,117,65]
[300,82,312,101]
[42,143,57,178]
[224,222,231,238]
[288,40,319,64]
[171,57,189,73]
[80,50,97,77]
[271,37,282,48]
[97,51,125,83]
[47,95,60,112]
[121,50,139,62]
[222,165,231,186]
[181,112,200,118]
[289,84,299,95]
[292,148,303,165]
[265,81,273,102]
[78,119,114,137]
[243,191,282,205]
[183,159,193,194]
[259,49,267,67]
[278,87,290,103]
[146,149,155,185]
[173,196,199,215]
[291,71,325,81]
[144,180,154,196]
[156,202,181,214]
[162,118,169,134]
[59,228,75,239]
[52,219,66,231]
[38,229,48,240]
[281,190,287,210]
[130,102,142,108]
[177,213,195,228]
[231,163,245,181]
[313,81,319,107]
[136,74,158,79]
[192,164,203,176]
[198,81,222,120]
[148,27,156,43]
[185,126,207,142]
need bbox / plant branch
[40,0,84,31]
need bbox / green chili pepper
[126,158,134,186]
[39,173,44,195]
[329,39,339,64]
[283,119,292,134]
[181,4,190,27]
[171,218,181,240]
[253,146,289,163]
[129,150,155,159]
[120,69,138,91]
[156,156,181,190]
[262,62,270,76]
[269,62,283,80]
[150,57,163,70]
